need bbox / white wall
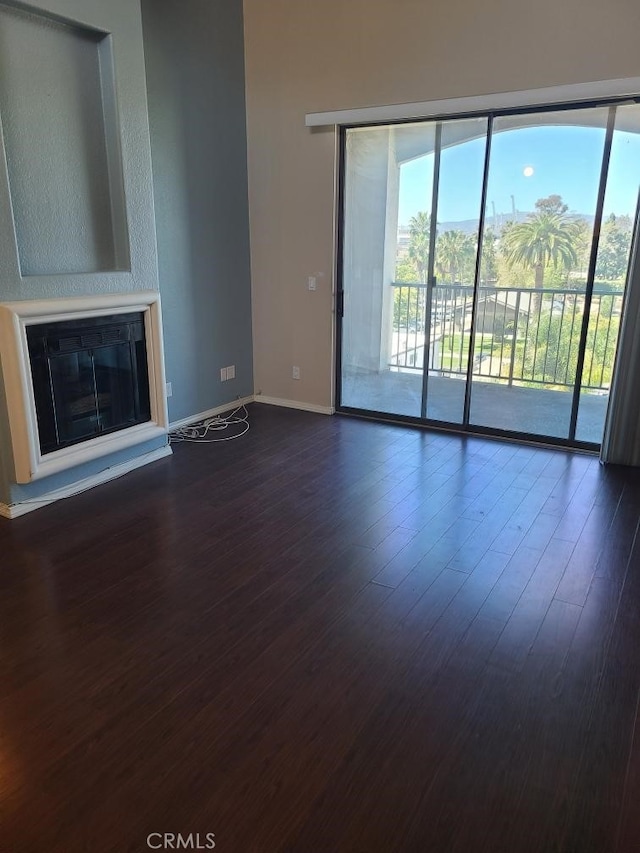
[243,0,640,409]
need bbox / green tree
[502,211,580,290]
[481,228,498,282]
[393,284,421,330]
[395,258,418,283]
[596,214,632,282]
[408,211,432,282]
[570,219,593,287]
[582,295,620,387]
[516,295,620,389]
[534,194,569,216]
[393,259,421,328]
[436,230,475,284]
[518,311,580,385]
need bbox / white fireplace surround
[0,292,169,484]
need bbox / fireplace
[0,292,168,483]
[27,312,152,455]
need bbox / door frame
[334,95,639,451]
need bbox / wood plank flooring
[1,403,639,852]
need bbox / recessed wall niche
[0,3,130,276]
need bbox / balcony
[341,282,621,444]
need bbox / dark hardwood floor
[1,403,640,852]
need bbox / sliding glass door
[338,100,640,448]
[468,106,609,439]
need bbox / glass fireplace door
[27,313,151,455]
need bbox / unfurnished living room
[1,1,640,851]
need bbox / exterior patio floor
[340,369,609,445]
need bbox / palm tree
[481,227,498,282]
[502,211,579,290]
[436,230,475,284]
[408,211,432,283]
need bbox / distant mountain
[399,212,595,236]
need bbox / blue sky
[398,124,640,226]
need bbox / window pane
[575,104,640,443]
[426,117,488,424]
[341,123,436,417]
[469,107,609,439]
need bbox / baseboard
[0,445,173,519]
[167,394,333,433]
[169,395,255,430]
[0,395,332,518]
[254,395,334,416]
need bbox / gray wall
[0,6,128,276]
[0,0,253,508]
[141,0,253,423]
[0,0,159,301]
[0,0,163,507]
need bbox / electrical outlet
[220,367,227,382]
[165,381,173,398]
[292,366,300,380]
[307,276,317,291]
[227,365,236,380]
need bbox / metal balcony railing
[390,282,623,391]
